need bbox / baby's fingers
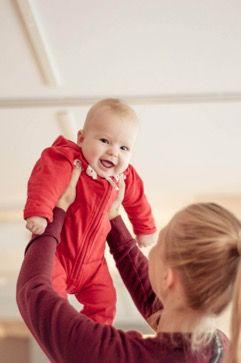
[26,220,34,230]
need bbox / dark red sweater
[16,208,229,363]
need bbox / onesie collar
[85,164,120,191]
[52,136,122,191]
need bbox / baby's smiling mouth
[100,159,115,169]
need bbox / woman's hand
[56,160,82,211]
[108,174,126,220]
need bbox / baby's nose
[108,146,118,157]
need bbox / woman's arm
[107,216,163,327]
[17,207,75,362]
[107,176,162,326]
[17,208,152,363]
[18,165,157,363]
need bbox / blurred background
[0,0,241,361]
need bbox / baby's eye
[100,138,109,144]
[120,146,129,151]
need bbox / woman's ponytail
[226,248,241,363]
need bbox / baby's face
[78,110,138,178]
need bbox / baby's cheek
[120,158,130,171]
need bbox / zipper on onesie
[69,180,114,283]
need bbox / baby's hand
[26,216,47,235]
[136,233,155,248]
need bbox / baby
[24,98,156,324]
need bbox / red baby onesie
[24,136,156,324]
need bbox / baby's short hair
[85,98,138,128]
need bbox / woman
[17,163,241,362]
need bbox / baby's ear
[77,129,84,145]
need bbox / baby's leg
[75,259,116,325]
[51,256,68,299]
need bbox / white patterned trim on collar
[86,165,98,180]
[85,165,125,191]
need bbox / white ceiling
[0,0,241,226]
[1,0,241,96]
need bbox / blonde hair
[163,203,241,361]
[84,98,138,129]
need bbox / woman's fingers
[108,174,126,220]
[68,160,82,188]
[117,174,126,203]
[56,160,82,211]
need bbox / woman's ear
[165,267,175,289]
[77,130,84,145]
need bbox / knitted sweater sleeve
[108,216,163,324]
[122,165,156,235]
[16,209,160,363]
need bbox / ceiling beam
[1,92,241,108]
[14,0,61,86]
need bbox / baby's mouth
[100,159,115,169]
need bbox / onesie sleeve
[24,145,73,223]
[123,165,156,235]
[107,216,163,323]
